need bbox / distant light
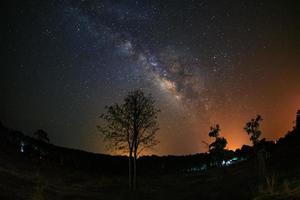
[20,141,25,153]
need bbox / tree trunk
[133,149,137,190]
[128,149,133,190]
[257,148,267,185]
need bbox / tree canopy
[98,89,160,189]
[34,129,50,143]
[244,115,263,146]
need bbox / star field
[1,0,300,155]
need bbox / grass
[0,150,299,200]
[254,173,300,200]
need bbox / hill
[0,122,300,199]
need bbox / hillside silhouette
[0,117,300,199]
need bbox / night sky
[2,0,299,155]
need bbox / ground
[1,148,300,200]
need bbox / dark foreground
[0,125,300,199]
[1,149,300,200]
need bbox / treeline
[0,121,127,175]
[0,120,299,176]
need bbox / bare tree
[244,115,263,146]
[98,90,160,189]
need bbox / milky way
[2,0,300,155]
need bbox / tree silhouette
[34,129,50,143]
[209,137,227,152]
[244,115,263,146]
[244,115,268,186]
[98,90,160,189]
[208,124,220,138]
[208,124,227,166]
